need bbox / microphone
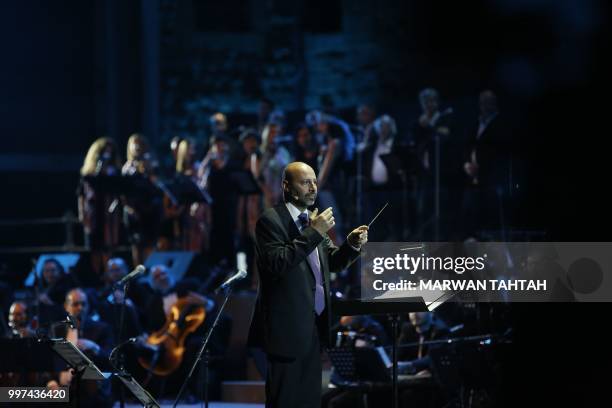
[111,337,138,355]
[109,337,138,370]
[215,270,247,293]
[114,265,146,288]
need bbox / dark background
[1,0,608,237]
[1,1,610,405]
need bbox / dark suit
[466,113,512,190]
[248,203,359,407]
[462,114,514,237]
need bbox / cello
[138,295,206,376]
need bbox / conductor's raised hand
[310,207,335,235]
[347,225,369,249]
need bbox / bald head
[283,162,314,183]
[282,162,318,210]
[9,302,28,329]
[65,288,89,321]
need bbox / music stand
[83,175,130,195]
[328,347,358,383]
[49,339,111,405]
[124,175,165,200]
[166,175,213,205]
[49,339,110,380]
[328,346,393,383]
[83,174,158,197]
[114,372,161,408]
[229,169,262,195]
[331,298,428,408]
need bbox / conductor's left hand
[347,225,369,249]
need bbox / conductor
[248,161,368,407]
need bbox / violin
[138,297,206,376]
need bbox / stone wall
[158,0,401,140]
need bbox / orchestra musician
[235,129,263,256]
[37,258,75,307]
[132,265,231,399]
[291,123,319,171]
[397,312,449,408]
[308,111,352,244]
[413,88,464,240]
[157,136,183,250]
[7,302,35,339]
[462,90,513,239]
[77,137,122,276]
[248,161,368,408]
[201,135,241,266]
[1,302,50,388]
[259,122,292,209]
[361,114,409,241]
[35,258,75,326]
[398,312,449,374]
[122,133,163,265]
[47,288,114,407]
[323,314,390,408]
[174,138,211,253]
[209,112,229,141]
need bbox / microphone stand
[389,313,400,408]
[172,286,233,408]
[114,281,130,408]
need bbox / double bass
[138,296,206,376]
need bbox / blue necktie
[298,213,325,315]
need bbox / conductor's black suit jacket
[248,203,360,358]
